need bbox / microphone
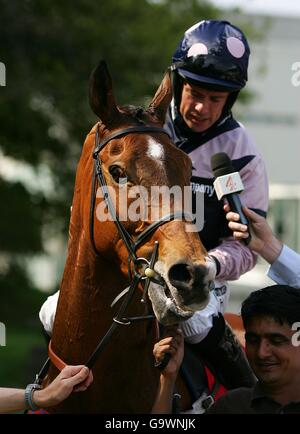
[211,152,251,243]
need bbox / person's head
[241,285,300,390]
[171,20,250,132]
[178,82,229,133]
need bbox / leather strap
[93,126,170,157]
[48,340,67,371]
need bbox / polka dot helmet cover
[172,20,250,91]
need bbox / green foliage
[0,262,46,325]
[0,180,46,253]
[0,327,46,388]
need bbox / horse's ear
[149,69,173,124]
[89,60,120,124]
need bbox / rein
[37,123,194,382]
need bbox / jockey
[164,19,268,389]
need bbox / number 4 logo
[225,175,235,192]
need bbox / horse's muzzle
[148,258,215,325]
[168,262,210,306]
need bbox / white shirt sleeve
[181,280,230,344]
[267,245,300,288]
[39,291,60,336]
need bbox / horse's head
[88,61,216,325]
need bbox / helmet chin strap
[221,90,239,117]
[170,68,184,113]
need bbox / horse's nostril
[168,263,207,293]
[168,263,193,286]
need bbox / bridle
[37,122,193,382]
[90,124,187,280]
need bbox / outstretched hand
[224,204,264,250]
[153,327,184,379]
[34,365,93,408]
[151,327,184,414]
[224,204,282,263]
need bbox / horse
[45,60,217,413]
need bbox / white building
[229,14,300,311]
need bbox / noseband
[39,123,194,380]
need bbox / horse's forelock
[118,105,160,127]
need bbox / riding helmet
[172,20,250,92]
[170,20,250,118]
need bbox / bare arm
[0,388,28,414]
[0,365,93,414]
[151,328,184,414]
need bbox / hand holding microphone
[211,152,251,244]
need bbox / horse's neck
[51,220,126,359]
[46,130,160,412]
[48,227,159,413]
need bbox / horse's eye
[109,165,128,184]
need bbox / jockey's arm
[39,290,60,335]
[151,327,184,414]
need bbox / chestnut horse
[45,61,216,413]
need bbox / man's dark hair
[241,285,300,327]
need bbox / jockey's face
[245,315,300,396]
[179,82,229,133]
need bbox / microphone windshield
[211,152,234,178]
